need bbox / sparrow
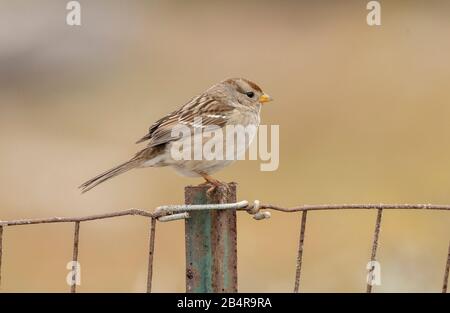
[80,78,272,193]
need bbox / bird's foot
[200,174,230,196]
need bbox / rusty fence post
[185,183,238,293]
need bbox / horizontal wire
[0,208,154,226]
[253,203,450,212]
[154,200,249,216]
[1,202,450,227]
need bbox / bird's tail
[79,157,143,193]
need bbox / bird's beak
[259,94,273,104]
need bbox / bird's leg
[199,173,228,195]
[200,173,222,186]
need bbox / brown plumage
[79,78,272,193]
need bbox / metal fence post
[184,183,238,293]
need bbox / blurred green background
[0,0,449,292]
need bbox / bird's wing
[136,94,235,147]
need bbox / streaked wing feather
[136,94,234,147]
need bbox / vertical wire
[146,217,157,293]
[0,226,3,289]
[70,221,80,293]
[442,240,450,293]
[366,209,383,293]
[294,210,308,293]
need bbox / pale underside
[141,106,261,177]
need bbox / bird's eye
[246,91,254,98]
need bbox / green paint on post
[186,210,213,292]
[185,184,238,293]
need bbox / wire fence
[0,200,449,293]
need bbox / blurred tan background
[1,0,450,292]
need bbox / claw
[207,185,216,195]
[199,173,230,196]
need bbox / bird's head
[214,78,272,108]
